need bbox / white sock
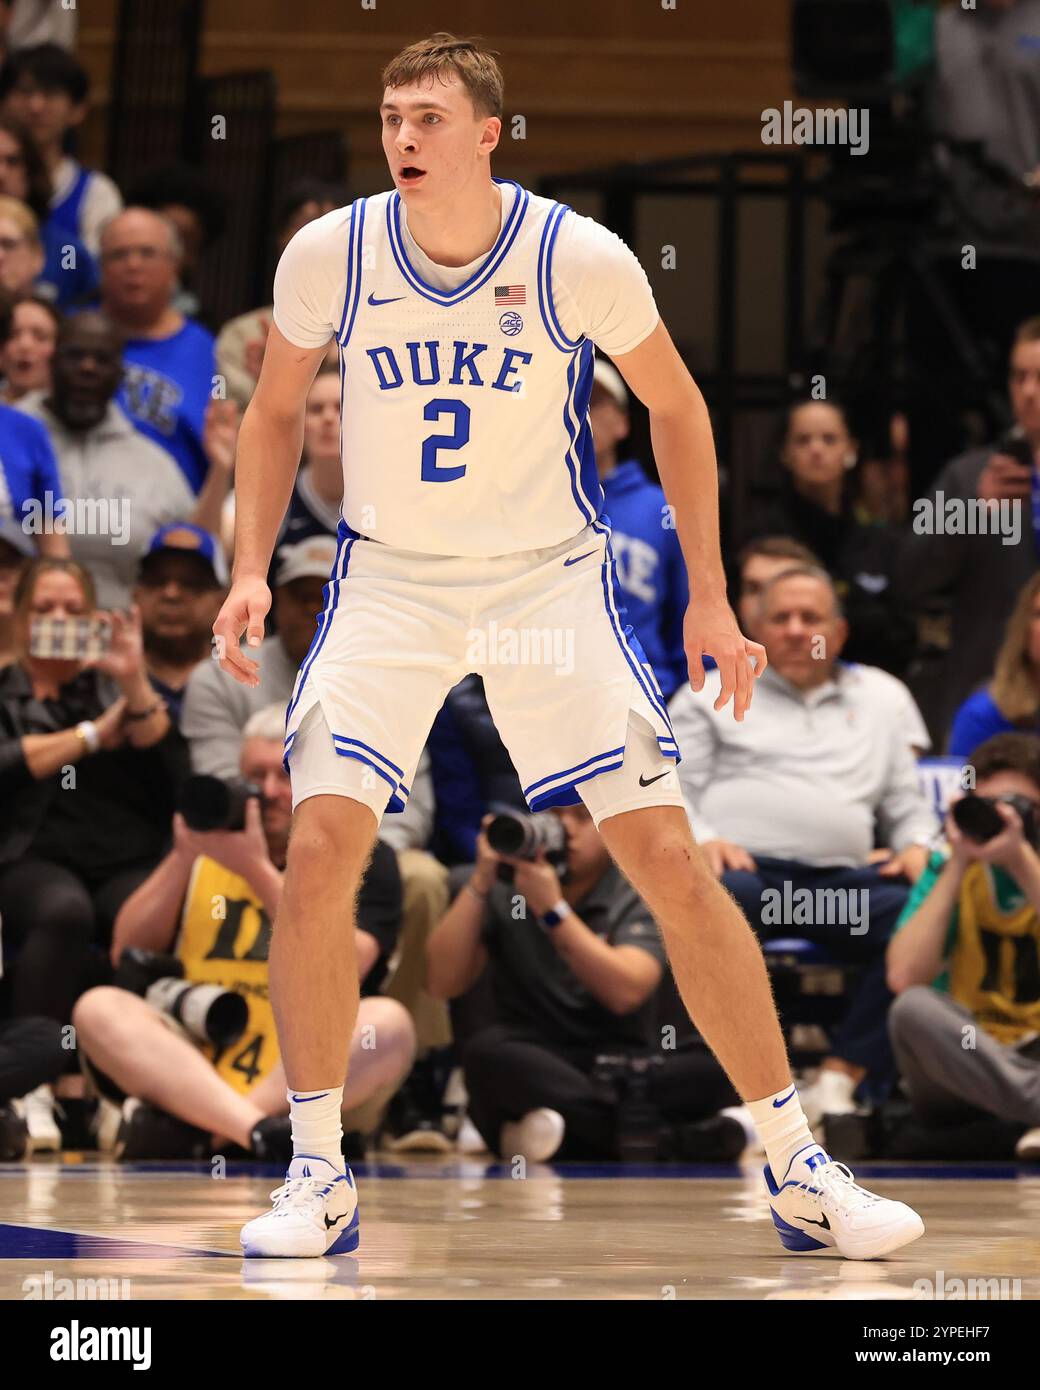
[746,1086,819,1181]
[287,1087,344,1172]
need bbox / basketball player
[216,33,924,1261]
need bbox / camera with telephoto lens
[592,1053,665,1163]
[485,808,569,875]
[178,775,261,832]
[114,948,248,1050]
[951,793,1040,847]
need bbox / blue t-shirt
[947,686,1020,757]
[38,219,99,308]
[601,459,689,699]
[0,403,64,535]
[117,320,216,494]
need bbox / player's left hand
[683,599,766,721]
[506,851,564,919]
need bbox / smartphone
[28,615,113,661]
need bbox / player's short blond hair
[381,31,503,119]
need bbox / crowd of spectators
[1,28,1039,1171]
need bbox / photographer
[887,733,1040,1161]
[426,803,739,1164]
[72,704,415,1161]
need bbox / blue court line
[0,1222,226,1259]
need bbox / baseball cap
[140,522,228,586]
[275,535,339,586]
[592,358,628,411]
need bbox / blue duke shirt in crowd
[38,222,98,309]
[116,320,216,495]
[601,459,689,701]
[0,403,64,530]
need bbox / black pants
[0,1017,67,1102]
[462,1023,739,1160]
[0,858,150,1023]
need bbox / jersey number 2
[421,398,470,482]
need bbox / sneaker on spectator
[1015,1127,1040,1161]
[90,1097,122,1153]
[674,1113,748,1162]
[113,1098,210,1161]
[12,1084,62,1153]
[250,1116,293,1165]
[719,1104,764,1155]
[382,1084,454,1154]
[798,1070,858,1130]
[456,1114,489,1155]
[500,1108,565,1164]
[0,1102,28,1160]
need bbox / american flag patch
[494,284,526,305]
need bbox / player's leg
[593,797,924,1259]
[248,998,416,1117]
[268,792,378,1093]
[72,987,265,1146]
[593,805,789,1096]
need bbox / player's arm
[213,325,328,687]
[611,321,765,719]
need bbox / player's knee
[287,797,377,880]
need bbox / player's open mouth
[399,165,426,185]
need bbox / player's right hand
[213,577,271,687]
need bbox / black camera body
[178,775,261,832]
[485,809,568,876]
[592,1053,665,1163]
[951,793,1039,847]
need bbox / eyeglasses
[101,245,168,265]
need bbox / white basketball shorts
[283,517,687,829]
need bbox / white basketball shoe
[241,1154,359,1258]
[765,1143,924,1260]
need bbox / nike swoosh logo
[772,1089,796,1108]
[638,771,670,786]
[563,550,595,566]
[367,293,405,306]
[324,1211,347,1229]
[291,1093,329,1103]
[797,1213,830,1230]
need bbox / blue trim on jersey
[385,179,529,306]
[331,735,403,779]
[338,199,368,348]
[335,203,357,343]
[559,348,599,527]
[284,522,357,732]
[329,741,408,813]
[523,744,627,806]
[572,340,601,517]
[592,519,679,751]
[537,203,584,352]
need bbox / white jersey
[273,179,659,557]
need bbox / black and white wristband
[539,899,572,931]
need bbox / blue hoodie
[601,459,689,699]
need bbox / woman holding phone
[0,558,188,1144]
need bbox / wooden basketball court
[1,1155,1037,1300]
